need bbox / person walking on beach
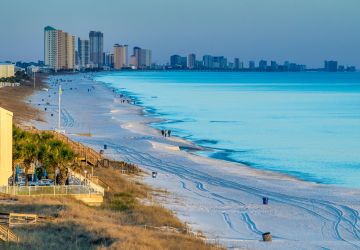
[168,130,171,137]
[161,130,165,137]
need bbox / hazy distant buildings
[324,60,338,72]
[89,31,104,68]
[249,61,255,70]
[202,55,227,69]
[78,38,90,68]
[234,58,240,70]
[270,61,278,71]
[259,60,267,71]
[187,53,196,69]
[44,26,75,70]
[213,56,227,69]
[113,44,128,70]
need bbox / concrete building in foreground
[0,107,13,187]
[44,26,75,70]
[0,63,15,78]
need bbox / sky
[1,0,359,68]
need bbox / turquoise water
[95,71,360,188]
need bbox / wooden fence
[0,213,37,227]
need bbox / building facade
[187,53,196,69]
[0,107,13,187]
[113,44,128,70]
[0,63,15,78]
[132,47,152,69]
[78,38,90,68]
[324,60,338,72]
[44,26,75,70]
[89,31,104,68]
[203,55,214,69]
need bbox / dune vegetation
[0,127,222,249]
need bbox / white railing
[0,82,20,88]
[0,185,102,196]
[68,169,105,196]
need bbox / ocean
[95,71,360,188]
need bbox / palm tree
[22,142,38,186]
[46,140,75,185]
[12,126,29,186]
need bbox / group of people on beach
[161,129,172,137]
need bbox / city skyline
[1,0,359,68]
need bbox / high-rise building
[142,49,152,68]
[113,44,129,70]
[203,55,214,68]
[239,61,244,69]
[170,55,187,68]
[213,56,227,69]
[324,60,338,72]
[78,38,90,68]
[259,60,267,71]
[234,58,240,70]
[123,45,129,67]
[104,53,114,68]
[187,53,196,69]
[44,26,75,70]
[170,55,183,68]
[89,31,104,68]
[249,61,255,70]
[132,47,152,69]
[270,61,278,71]
[130,55,137,68]
[133,47,141,68]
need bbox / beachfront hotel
[44,26,75,70]
[113,44,129,69]
[89,31,104,68]
[0,63,15,78]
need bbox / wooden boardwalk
[0,224,19,242]
[44,130,104,167]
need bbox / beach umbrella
[15,165,20,183]
[33,169,39,182]
[43,168,47,179]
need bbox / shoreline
[93,74,347,189]
[28,73,360,249]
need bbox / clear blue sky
[1,0,359,67]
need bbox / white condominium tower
[44,26,75,70]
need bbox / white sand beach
[28,73,360,250]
